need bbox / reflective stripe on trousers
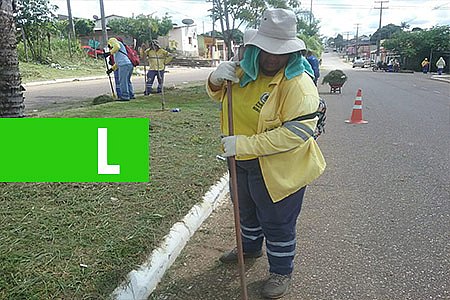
[146,70,164,93]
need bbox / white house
[159,24,199,57]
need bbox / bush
[17,37,89,65]
[322,69,347,85]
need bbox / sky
[51,0,450,38]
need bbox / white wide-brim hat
[243,29,258,45]
[246,8,306,55]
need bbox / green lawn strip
[20,59,106,83]
[20,60,146,84]
[0,85,227,299]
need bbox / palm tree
[400,22,410,31]
[0,0,25,117]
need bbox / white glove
[209,61,239,86]
[221,136,238,157]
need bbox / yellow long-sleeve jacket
[207,67,326,202]
[145,48,173,70]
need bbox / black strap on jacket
[288,112,319,122]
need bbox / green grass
[19,58,106,83]
[0,85,227,299]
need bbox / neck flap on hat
[239,46,314,87]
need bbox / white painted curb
[23,76,107,87]
[111,173,229,300]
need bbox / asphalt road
[295,53,449,299]
[22,66,215,113]
[152,53,450,299]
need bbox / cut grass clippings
[0,84,227,299]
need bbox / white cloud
[311,0,450,37]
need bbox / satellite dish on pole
[182,19,194,26]
[93,15,99,20]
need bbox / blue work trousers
[230,158,306,275]
[118,64,134,100]
[146,70,164,93]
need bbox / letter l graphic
[98,128,120,174]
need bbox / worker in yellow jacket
[421,58,430,74]
[206,9,325,299]
[105,37,135,100]
[144,40,173,94]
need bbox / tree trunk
[0,0,25,117]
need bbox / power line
[308,3,449,9]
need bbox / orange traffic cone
[345,89,368,124]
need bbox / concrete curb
[111,173,230,300]
[22,66,215,88]
[23,76,107,87]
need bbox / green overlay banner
[0,118,149,182]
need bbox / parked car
[81,45,104,58]
[352,58,371,68]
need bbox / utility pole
[355,23,360,58]
[99,0,108,48]
[66,0,75,38]
[66,0,75,57]
[343,31,351,61]
[309,0,313,28]
[211,0,216,66]
[374,0,389,62]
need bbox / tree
[237,0,300,29]
[299,33,322,55]
[0,0,25,117]
[209,0,301,59]
[107,14,173,48]
[370,23,402,43]
[333,34,345,52]
[209,0,241,59]
[295,9,320,37]
[383,25,450,71]
[15,0,58,62]
[400,22,410,30]
[74,18,95,36]
[223,28,244,45]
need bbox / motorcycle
[372,62,389,72]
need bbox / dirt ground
[149,195,274,300]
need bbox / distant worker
[436,57,446,75]
[144,40,173,95]
[105,37,135,101]
[421,58,430,74]
[306,50,320,85]
[393,59,400,72]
